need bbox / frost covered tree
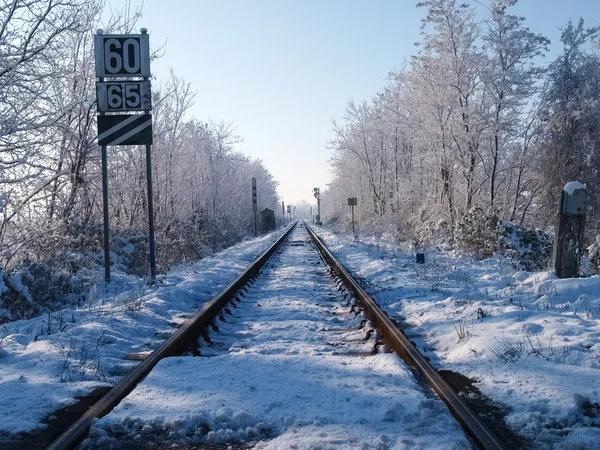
[538,19,600,233]
[481,0,549,211]
[0,1,281,277]
[416,0,487,215]
[0,0,99,263]
[324,0,563,254]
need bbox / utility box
[553,182,587,278]
[261,208,276,233]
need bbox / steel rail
[46,222,298,450]
[305,222,504,450]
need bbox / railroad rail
[305,223,504,450]
[46,222,298,450]
[47,220,505,450]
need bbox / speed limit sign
[94,31,153,119]
[95,29,156,285]
[96,81,152,112]
[94,33,150,78]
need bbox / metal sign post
[146,143,156,282]
[281,201,285,225]
[347,197,357,235]
[287,205,291,223]
[252,177,257,237]
[101,144,110,281]
[95,28,154,283]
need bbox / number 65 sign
[94,32,150,78]
[96,81,152,112]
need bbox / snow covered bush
[454,207,500,259]
[0,261,80,324]
[409,218,453,250]
[499,222,553,271]
[0,222,106,323]
[453,209,552,268]
[586,235,600,274]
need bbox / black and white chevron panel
[98,114,153,146]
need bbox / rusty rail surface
[305,222,504,450]
[46,222,297,450]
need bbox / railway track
[46,221,506,450]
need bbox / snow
[8,272,32,303]
[0,226,290,437]
[313,227,600,449]
[564,181,586,195]
[83,226,469,448]
[4,221,600,448]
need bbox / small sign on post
[347,197,357,236]
[553,182,587,278]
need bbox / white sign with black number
[94,33,150,78]
[97,81,151,112]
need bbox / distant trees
[324,0,600,249]
[0,0,280,273]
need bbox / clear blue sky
[113,0,600,204]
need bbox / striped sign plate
[98,114,152,146]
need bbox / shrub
[499,222,553,270]
[454,207,500,259]
[587,235,600,274]
[0,261,76,323]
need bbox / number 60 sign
[94,32,150,78]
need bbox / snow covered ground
[84,225,470,449]
[4,219,599,449]
[0,227,290,438]
[313,226,600,449]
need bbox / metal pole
[146,144,156,284]
[101,145,110,282]
[352,204,355,235]
[317,196,321,224]
[252,177,257,236]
